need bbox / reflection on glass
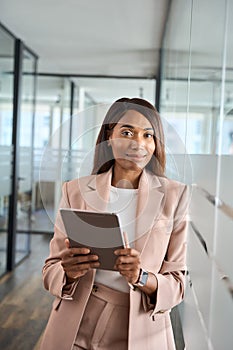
[0,26,14,276]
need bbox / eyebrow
[120,124,154,131]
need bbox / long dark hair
[92,97,166,176]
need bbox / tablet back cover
[60,209,125,270]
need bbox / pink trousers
[73,283,129,350]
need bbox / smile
[125,153,147,160]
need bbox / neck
[111,165,142,189]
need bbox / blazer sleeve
[142,184,189,316]
[42,182,76,299]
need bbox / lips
[125,153,147,161]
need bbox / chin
[119,159,145,172]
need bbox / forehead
[117,109,152,129]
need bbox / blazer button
[159,309,166,313]
[92,284,98,293]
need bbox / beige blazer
[40,168,188,350]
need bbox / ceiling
[1,0,233,105]
[1,0,233,78]
[0,0,170,77]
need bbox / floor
[0,234,54,350]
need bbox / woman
[40,97,189,350]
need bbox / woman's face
[108,109,155,173]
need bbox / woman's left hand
[114,248,141,285]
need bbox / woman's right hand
[61,238,100,283]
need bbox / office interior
[0,0,233,349]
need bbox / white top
[94,186,138,292]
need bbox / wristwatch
[134,268,149,287]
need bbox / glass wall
[33,76,73,233]
[160,0,233,349]
[0,26,14,275]
[211,0,233,347]
[0,23,37,275]
[15,47,37,264]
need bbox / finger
[116,263,138,271]
[62,260,100,272]
[116,266,139,277]
[69,247,91,255]
[62,254,99,267]
[115,255,140,265]
[60,247,93,262]
[65,238,70,249]
[115,260,139,272]
[114,248,139,256]
[119,269,136,277]
[76,261,100,270]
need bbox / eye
[144,133,154,138]
[121,130,133,137]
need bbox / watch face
[138,270,148,286]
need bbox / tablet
[60,208,126,270]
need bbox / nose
[130,135,145,149]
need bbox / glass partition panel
[160,0,230,348]
[0,26,14,276]
[33,76,72,232]
[160,0,193,184]
[213,0,233,333]
[61,79,71,151]
[15,47,37,264]
[185,0,228,347]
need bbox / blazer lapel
[135,170,164,253]
[83,168,112,212]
